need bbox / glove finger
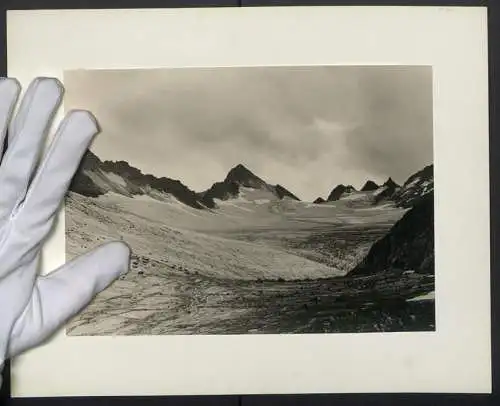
[0,78,21,160]
[11,110,99,260]
[7,241,130,358]
[0,78,63,223]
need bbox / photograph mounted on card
[6,6,490,397]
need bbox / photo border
[0,3,492,402]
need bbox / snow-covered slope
[66,192,344,281]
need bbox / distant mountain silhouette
[314,197,326,204]
[71,155,302,209]
[71,149,432,216]
[361,180,379,192]
[327,184,356,201]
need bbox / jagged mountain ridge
[372,177,401,204]
[69,150,206,209]
[70,148,432,211]
[70,151,301,209]
[318,165,432,208]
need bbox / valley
[65,167,435,335]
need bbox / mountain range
[69,150,435,279]
[69,149,433,210]
[314,167,432,209]
[69,151,301,209]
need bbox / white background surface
[6,6,491,397]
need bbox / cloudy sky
[64,65,433,201]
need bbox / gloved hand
[0,77,131,388]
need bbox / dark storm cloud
[64,66,433,201]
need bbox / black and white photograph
[64,65,435,336]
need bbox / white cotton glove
[0,77,131,388]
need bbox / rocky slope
[327,184,357,201]
[392,164,433,208]
[274,184,300,201]
[69,150,206,209]
[373,177,401,204]
[70,152,301,210]
[349,190,434,276]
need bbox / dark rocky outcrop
[69,150,107,197]
[224,164,270,190]
[350,191,434,276]
[199,181,240,208]
[361,180,379,192]
[392,164,433,208]
[327,184,356,201]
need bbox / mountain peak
[224,164,267,189]
[361,180,379,192]
[228,163,251,172]
[383,177,399,188]
[226,164,253,180]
